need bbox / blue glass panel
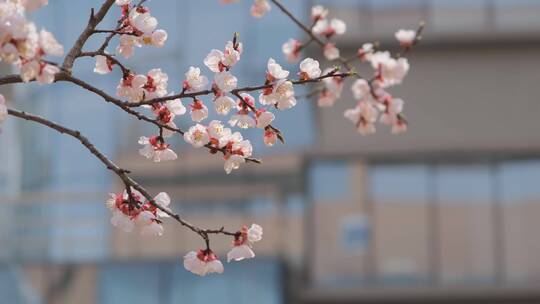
[370,164,429,202]
[310,161,350,202]
[436,165,491,203]
[500,160,540,203]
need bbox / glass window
[309,161,351,202]
[370,164,430,284]
[341,215,370,253]
[435,164,495,284]
[500,160,540,282]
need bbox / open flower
[266,58,289,81]
[344,101,379,135]
[214,95,236,115]
[227,223,263,262]
[311,5,328,21]
[260,79,296,110]
[313,18,346,37]
[214,71,237,92]
[299,58,321,80]
[116,73,147,102]
[129,7,158,34]
[251,0,271,18]
[282,38,301,62]
[351,79,370,100]
[94,55,114,74]
[255,110,275,129]
[184,66,208,92]
[184,250,224,276]
[323,43,340,60]
[395,29,416,47]
[190,99,209,122]
[204,40,242,72]
[184,123,210,148]
[138,136,178,162]
[105,189,169,236]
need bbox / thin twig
[7,108,239,238]
[62,0,117,72]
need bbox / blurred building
[1,0,540,303]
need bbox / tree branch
[6,108,239,238]
[62,0,117,72]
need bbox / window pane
[370,164,430,284]
[500,160,540,282]
[436,165,495,284]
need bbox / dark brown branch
[133,70,354,107]
[269,0,355,71]
[79,51,131,76]
[62,0,117,72]
[7,108,238,238]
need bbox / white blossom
[264,130,277,147]
[184,123,210,148]
[260,79,296,110]
[184,250,224,276]
[266,58,289,81]
[344,101,379,135]
[313,18,346,37]
[323,43,340,60]
[116,74,147,102]
[140,221,164,236]
[224,154,245,174]
[149,29,167,47]
[184,66,208,92]
[395,29,416,47]
[190,100,209,122]
[227,244,255,262]
[214,95,236,115]
[282,38,301,62]
[351,79,370,100]
[229,112,256,129]
[38,29,63,56]
[251,0,270,18]
[214,71,237,92]
[311,5,328,20]
[256,111,274,129]
[36,63,59,84]
[117,34,140,58]
[94,55,113,74]
[166,98,186,116]
[138,136,178,162]
[299,57,321,79]
[21,0,48,12]
[247,223,263,242]
[204,49,224,73]
[129,8,157,34]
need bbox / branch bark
[62,0,117,72]
[7,108,239,238]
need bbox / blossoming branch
[0,0,423,276]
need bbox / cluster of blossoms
[0,0,422,277]
[275,3,418,135]
[107,30,333,174]
[106,188,172,236]
[113,0,167,59]
[184,120,254,174]
[342,37,411,135]
[105,188,263,277]
[0,0,64,84]
[183,224,263,276]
